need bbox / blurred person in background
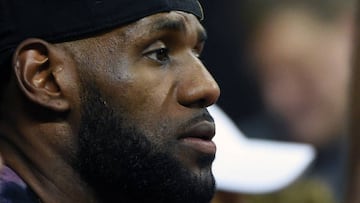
[347,3,360,203]
[243,0,355,201]
[200,0,354,202]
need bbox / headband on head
[0,0,204,53]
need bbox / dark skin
[0,11,220,203]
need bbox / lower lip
[180,137,216,155]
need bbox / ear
[13,38,71,112]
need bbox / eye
[143,41,170,65]
[145,48,170,64]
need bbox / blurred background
[200,0,356,203]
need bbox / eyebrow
[150,18,208,42]
[152,18,186,33]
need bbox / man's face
[68,11,220,202]
[252,10,352,147]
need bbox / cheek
[108,71,176,126]
[110,83,178,147]
[91,50,179,132]
[127,67,176,110]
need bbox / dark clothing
[0,166,38,203]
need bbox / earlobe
[13,38,70,112]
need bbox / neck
[0,131,99,203]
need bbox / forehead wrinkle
[147,13,207,44]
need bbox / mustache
[178,109,214,131]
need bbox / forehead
[112,11,206,41]
[66,11,206,77]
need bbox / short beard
[74,84,215,203]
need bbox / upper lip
[178,120,215,141]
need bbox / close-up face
[252,10,352,146]
[64,11,220,202]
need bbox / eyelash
[144,48,170,65]
[143,42,203,66]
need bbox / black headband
[0,0,203,53]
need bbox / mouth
[178,121,216,155]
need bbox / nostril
[179,85,220,108]
[199,98,207,107]
[193,98,208,108]
[203,82,221,106]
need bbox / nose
[177,59,220,108]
